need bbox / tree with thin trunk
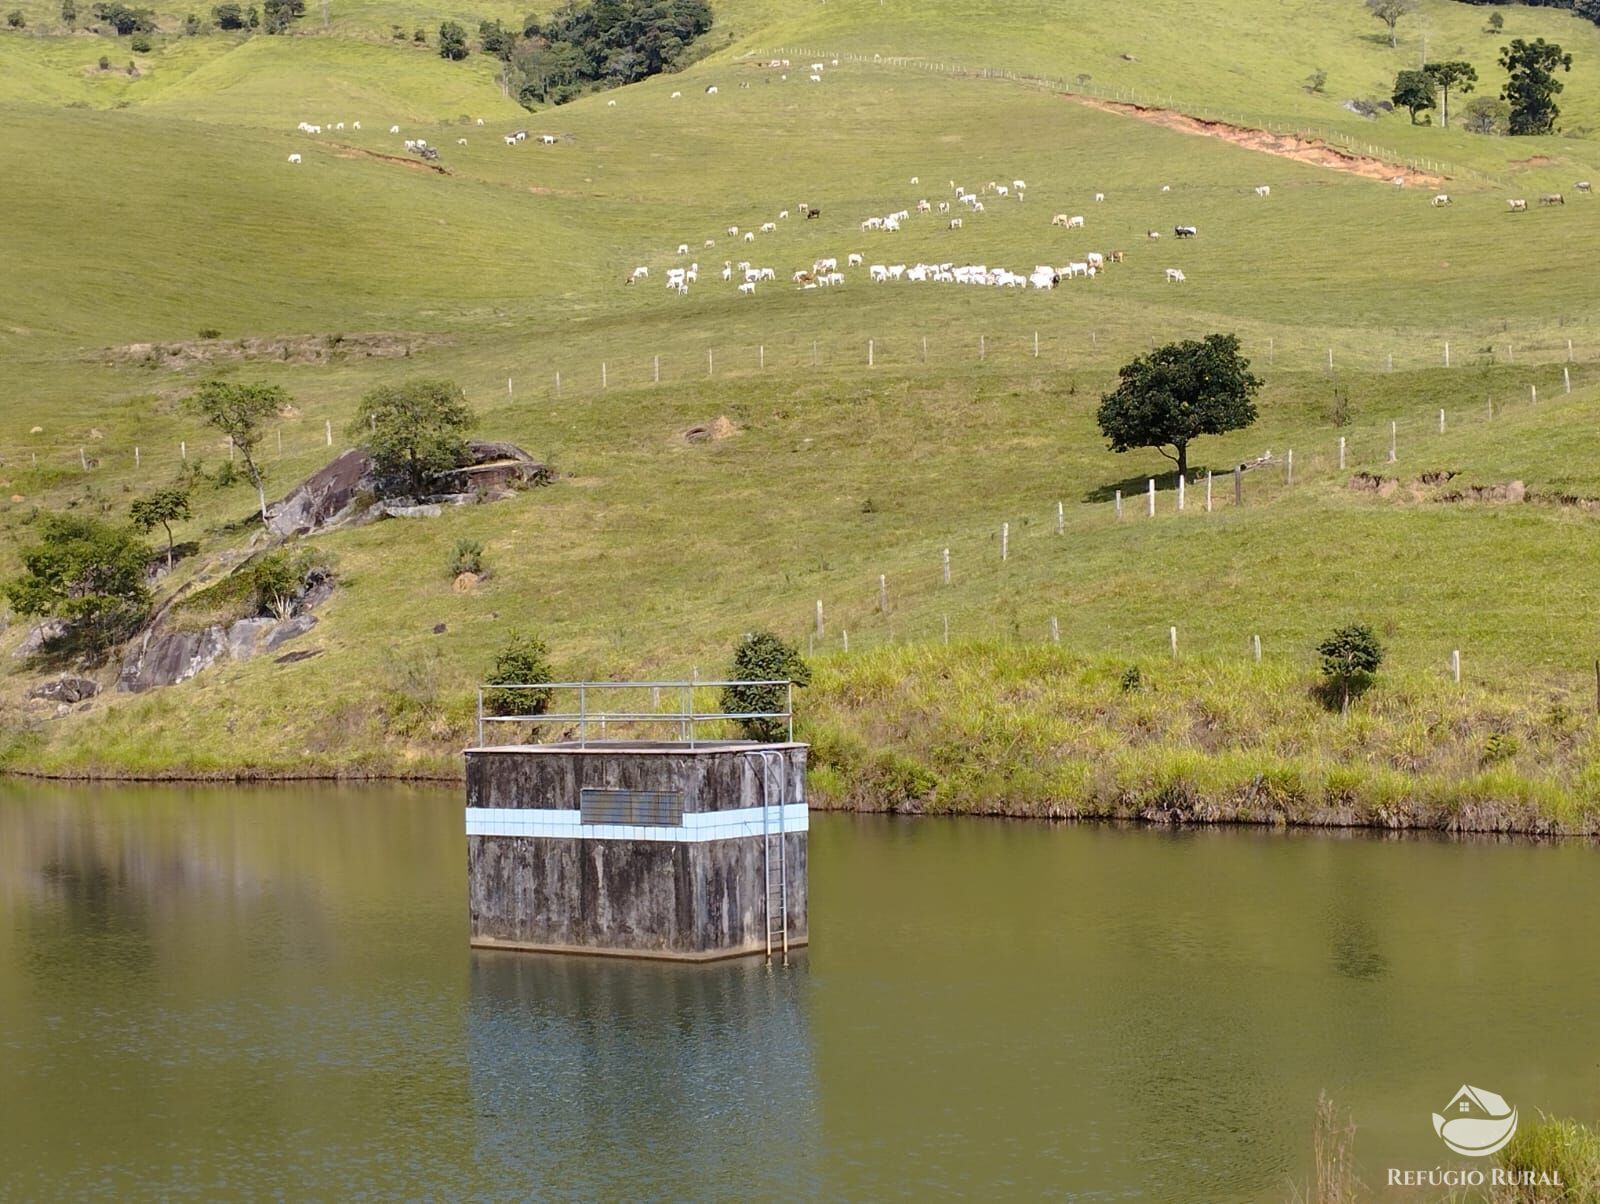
[190,379,286,524]
[1366,0,1415,49]
[1317,623,1384,713]
[1095,333,1262,482]
[1424,60,1477,128]
[1392,68,1436,124]
[129,484,192,570]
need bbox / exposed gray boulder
[118,626,228,693]
[382,502,442,519]
[266,448,374,537]
[12,620,65,659]
[263,614,317,652]
[27,676,99,704]
[225,618,278,662]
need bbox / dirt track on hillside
[1066,95,1447,188]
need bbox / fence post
[181,440,187,460]
[1568,339,1574,363]
[1451,649,1461,684]
[708,349,714,376]
[1388,421,1397,463]
[1055,500,1064,534]
[868,339,874,367]
[1386,352,1393,373]
[79,447,87,471]
[1114,489,1122,520]
[508,377,514,398]
[879,574,888,612]
[601,362,607,388]
[1049,616,1059,643]
[555,371,561,398]
[1565,367,1572,394]
[1169,626,1178,659]
[1233,465,1242,506]
[1000,522,1009,560]
[1178,474,1186,511]
[1531,384,1537,405]
[921,335,927,363]
[1033,331,1039,358]
[1439,409,1445,433]
[325,419,332,446]
[1444,341,1450,368]
[134,446,140,467]
[1205,471,1213,512]
[1147,478,1155,517]
[654,354,660,383]
[979,335,986,361]
[1338,436,1346,470]
[842,629,849,652]
[942,547,951,584]
[815,599,823,635]
[1252,633,1261,663]
[1285,450,1293,485]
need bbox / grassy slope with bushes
[2,0,1600,827]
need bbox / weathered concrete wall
[465,743,808,959]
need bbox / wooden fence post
[1114,490,1122,520]
[942,547,950,584]
[1338,436,1345,470]
[1001,522,1009,560]
[1147,478,1155,517]
[1055,501,1064,535]
[1233,465,1242,506]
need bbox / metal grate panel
[579,788,684,827]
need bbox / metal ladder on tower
[756,749,789,960]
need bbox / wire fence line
[744,47,1507,188]
[0,331,1589,489]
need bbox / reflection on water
[2,785,1599,1198]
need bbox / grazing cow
[1094,192,1105,202]
[910,176,919,184]
[1431,193,1452,207]
[810,73,822,82]
[1086,252,1104,270]
[504,135,517,146]
[705,239,716,248]
[814,257,837,272]
[1540,193,1564,206]
[287,153,302,164]
[811,62,824,71]
[1254,184,1271,197]
[1174,225,1197,238]
[1067,215,1084,229]
[678,243,690,254]
[759,267,775,281]
[457,138,467,145]
[705,85,718,94]
[514,130,528,142]
[608,100,617,107]
[1051,213,1071,227]
[848,253,863,266]
[353,121,361,130]
[1161,184,1171,192]
[389,124,400,133]
[475,119,483,125]
[738,282,755,294]
[540,135,556,144]
[1109,250,1124,263]
[937,201,950,213]
[744,231,756,242]
[1146,229,1161,239]
[1507,198,1527,212]
[334,122,344,131]
[971,202,984,214]
[916,199,931,213]
[948,217,963,229]
[632,266,649,279]
[727,226,739,237]
[1578,181,1593,193]
[721,263,732,281]
[1013,179,1026,191]
[996,185,1009,197]
[761,222,777,232]
[1165,268,1186,283]
[805,207,821,219]
[779,210,789,219]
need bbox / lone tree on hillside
[1095,333,1262,482]
[720,630,810,742]
[1424,60,1477,128]
[1366,0,1415,49]
[1316,623,1384,713]
[1500,38,1572,135]
[129,482,192,570]
[350,378,475,498]
[5,514,152,658]
[437,19,468,58]
[190,378,286,523]
[1392,69,1436,123]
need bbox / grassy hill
[3,0,1600,823]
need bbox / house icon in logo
[1433,1085,1519,1157]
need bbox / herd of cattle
[1430,181,1590,208]
[286,117,565,164]
[629,175,1231,296]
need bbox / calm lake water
[2,782,1597,1199]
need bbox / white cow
[1164,268,1186,283]
[540,135,556,144]
[353,121,361,130]
[738,282,756,294]
[1012,179,1026,191]
[608,99,617,107]
[678,243,690,254]
[1067,215,1084,228]
[1094,192,1105,202]
[1431,194,1452,207]
[1507,198,1527,212]
[760,222,776,232]
[810,74,822,83]
[948,217,963,229]
[744,231,756,243]
[1051,213,1071,227]
[457,138,467,145]
[287,153,302,164]
[705,85,718,94]
[727,226,739,237]
[1254,185,1271,197]
[504,135,517,146]
[778,210,789,220]
[389,125,400,134]
[847,252,863,266]
[672,91,682,99]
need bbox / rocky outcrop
[267,448,374,537]
[118,626,229,693]
[27,676,99,703]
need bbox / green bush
[1119,665,1144,693]
[246,547,312,619]
[6,10,26,27]
[97,53,109,68]
[720,630,810,742]
[1316,623,1384,712]
[129,32,151,50]
[482,631,554,717]
[4,513,152,659]
[449,539,484,577]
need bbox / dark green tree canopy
[483,631,555,717]
[1095,333,1263,481]
[511,0,713,106]
[720,630,810,742]
[350,378,475,499]
[1500,38,1572,134]
[1423,60,1477,127]
[1316,623,1385,712]
[438,19,468,58]
[5,514,152,657]
[1392,68,1437,122]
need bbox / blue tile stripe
[465,802,809,842]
